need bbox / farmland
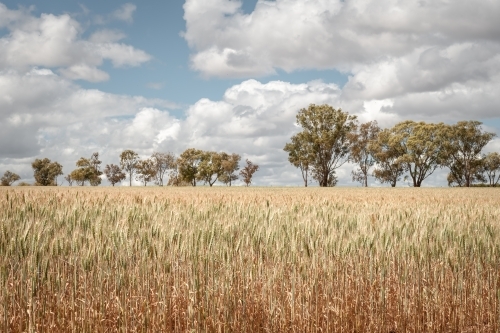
[1,187,500,332]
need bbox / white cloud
[112,3,137,23]
[0,4,150,80]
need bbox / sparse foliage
[483,152,500,186]
[136,159,157,186]
[32,158,63,186]
[104,164,126,186]
[348,120,380,187]
[120,150,140,186]
[64,174,73,186]
[1,171,21,186]
[240,159,259,186]
[219,153,241,186]
[151,152,176,186]
[284,132,312,187]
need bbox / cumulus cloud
[0,3,150,80]
[183,0,500,77]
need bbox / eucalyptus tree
[391,121,448,187]
[151,152,176,186]
[443,121,496,187]
[32,158,63,186]
[284,104,357,187]
[120,150,140,186]
[369,129,406,187]
[177,148,204,186]
[348,120,380,187]
[219,153,241,186]
[1,171,20,186]
[284,132,312,187]
[483,152,500,186]
[240,159,259,186]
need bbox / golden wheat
[0,187,499,332]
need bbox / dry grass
[1,186,499,332]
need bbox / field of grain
[1,187,499,332]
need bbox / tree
[104,164,126,186]
[177,148,204,186]
[369,129,406,187]
[284,132,312,187]
[72,152,103,186]
[151,152,176,186]
[1,171,20,186]
[348,120,380,187]
[285,104,357,187]
[443,121,496,187]
[219,153,241,186]
[32,158,63,186]
[120,150,140,186]
[64,174,73,186]
[483,152,500,186]
[136,159,157,186]
[198,151,225,187]
[240,159,259,186]
[391,121,448,187]
[446,160,485,187]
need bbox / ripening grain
[1,187,499,332]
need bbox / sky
[1,0,500,187]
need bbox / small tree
[32,158,63,186]
[198,151,225,187]
[219,153,241,186]
[64,174,73,186]
[151,152,176,186]
[178,148,204,186]
[284,133,312,187]
[1,171,21,186]
[348,120,380,187]
[72,153,103,186]
[136,159,157,186]
[120,150,140,186]
[483,152,500,186]
[104,164,126,186]
[240,159,259,187]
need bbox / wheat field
[1,186,499,332]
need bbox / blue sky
[1,0,499,186]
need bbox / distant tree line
[0,149,260,187]
[2,104,499,188]
[283,104,500,187]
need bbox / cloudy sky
[1,0,499,187]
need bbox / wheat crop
[1,187,499,332]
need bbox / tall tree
[32,158,63,186]
[104,164,126,186]
[483,152,500,186]
[443,121,496,187]
[1,171,21,186]
[369,129,406,187]
[348,120,380,187]
[392,121,448,187]
[120,150,140,186]
[136,159,157,186]
[219,153,241,186]
[151,152,176,186]
[283,132,312,187]
[240,159,259,186]
[177,148,204,186]
[198,151,226,187]
[284,104,357,187]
